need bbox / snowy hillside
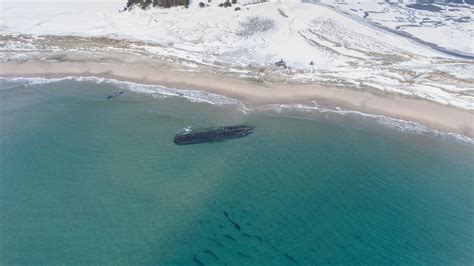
[317,0,474,56]
[1,0,473,109]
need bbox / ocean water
[0,78,473,265]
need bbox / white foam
[2,1,473,110]
[2,76,472,145]
[254,101,474,145]
[0,76,248,111]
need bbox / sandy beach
[2,2,474,264]
[1,60,473,138]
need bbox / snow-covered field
[1,0,473,109]
[317,0,474,56]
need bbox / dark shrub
[231,0,237,3]
[275,59,287,68]
[199,2,205,7]
[235,7,240,11]
[141,0,152,9]
[126,0,190,9]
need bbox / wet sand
[1,60,473,138]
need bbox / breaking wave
[254,101,474,145]
[1,76,247,108]
[2,76,472,145]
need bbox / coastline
[1,60,473,138]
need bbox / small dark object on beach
[174,125,255,145]
[107,90,124,99]
[275,59,287,68]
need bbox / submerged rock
[107,90,124,99]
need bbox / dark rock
[192,255,204,266]
[203,250,219,261]
[227,218,241,231]
[237,251,252,259]
[241,233,252,238]
[284,253,297,263]
[223,234,236,241]
[107,90,124,99]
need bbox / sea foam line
[2,76,472,145]
[254,101,474,145]
[1,75,247,108]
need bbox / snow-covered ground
[1,0,473,109]
[317,0,474,56]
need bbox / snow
[0,1,445,64]
[317,0,474,55]
[1,0,473,109]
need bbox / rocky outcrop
[126,0,189,9]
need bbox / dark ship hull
[174,125,255,145]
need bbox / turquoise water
[1,79,473,265]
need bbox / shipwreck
[174,125,255,145]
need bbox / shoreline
[1,61,473,138]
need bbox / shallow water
[1,79,473,265]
